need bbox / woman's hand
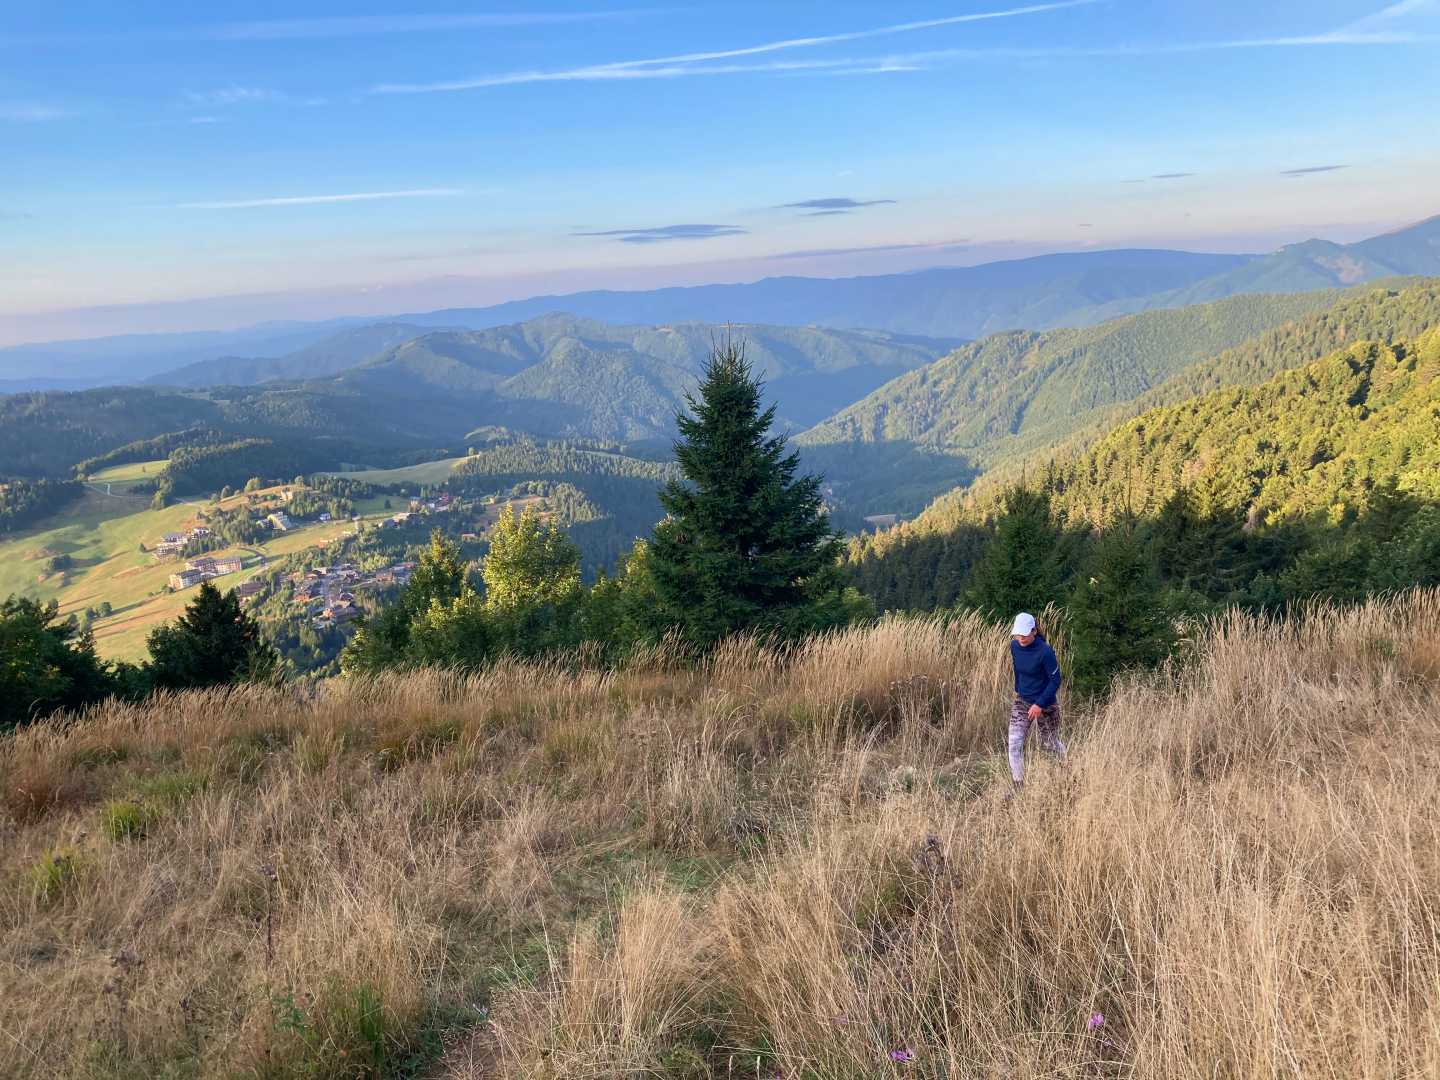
[1027,703,1043,720]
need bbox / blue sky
[3,0,1439,344]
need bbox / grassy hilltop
[3,592,1438,1078]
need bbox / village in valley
[144,481,539,634]
[0,445,570,672]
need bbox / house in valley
[168,568,205,591]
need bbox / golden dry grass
[2,594,1439,1078]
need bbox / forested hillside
[804,284,1425,456]
[850,326,1440,611]
[341,314,957,437]
[1031,331,1440,525]
[802,281,1440,517]
[448,440,681,572]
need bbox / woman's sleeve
[1038,646,1063,707]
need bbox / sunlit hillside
[4,591,1438,1078]
[0,481,391,662]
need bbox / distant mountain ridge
[393,249,1252,341]
[5,214,1437,389]
[0,315,956,479]
[334,314,961,439]
[146,323,448,388]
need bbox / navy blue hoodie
[1010,633,1062,708]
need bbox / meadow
[2,591,1437,1078]
[324,458,467,486]
[88,459,171,494]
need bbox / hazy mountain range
[319,316,960,439]
[4,214,1436,392]
[0,316,958,478]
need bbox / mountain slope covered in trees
[802,289,1352,452]
[849,321,1440,611]
[338,314,960,437]
[802,281,1440,517]
[1020,330,1440,527]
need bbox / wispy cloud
[183,86,327,107]
[373,1,1096,94]
[573,223,747,244]
[370,0,1439,97]
[1281,164,1349,176]
[176,189,465,210]
[0,102,75,122]
[201,11,653,41]
[765,239,970,260]
[779,197,897,211]
[1124,172,1196,183]
[9,11,657,45]
[377,57,866,92]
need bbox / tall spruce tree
[648,337,850,647]
[1067,522,1174,696]
[146,581,279,690]
[963,486,1064,621]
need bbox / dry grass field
[3,593,1439,1078]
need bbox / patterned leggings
[1008,697,1065,783]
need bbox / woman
[1007,611,1065,785]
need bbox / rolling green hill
[340,314,959,439]
[800,281,1440,517]
[848,324,1440,611]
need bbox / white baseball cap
[1011,612,1036,637]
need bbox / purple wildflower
[1087,1012,1105,1031]
[889,1047,916,1063]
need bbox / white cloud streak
[182,86,328,107]
[204,11,652,40]
[372,0,1438,94]
[373,0,1096,93]
[177,189,465,210]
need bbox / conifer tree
[648,337,849,646]
[146,581,279,690]
[1067,523,1173,696]
[1,597,118,729]
[963,486,1064,620]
